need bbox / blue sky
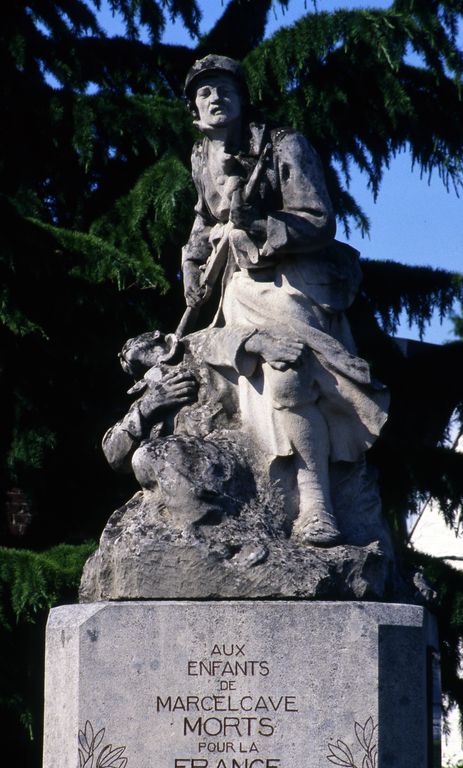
[98,0,463,343]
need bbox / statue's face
[194,74,242,129]
[119,331,166,376]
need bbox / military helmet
[184,54,247,100]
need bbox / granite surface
[43,601,439,768]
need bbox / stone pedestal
[43,601,440,768]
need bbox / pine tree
[1,1,463,762]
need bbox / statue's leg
[286,404,341,546]
[269,456,299,529]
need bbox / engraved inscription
[155,641,300,767]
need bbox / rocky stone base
[80,486,396,601]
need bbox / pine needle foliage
[0,543,95,627]
[2,1,463,761]
[244,2,463,233]
[0,544,95,754]
[453,309,463,339]
[361,259,463,337]
[90,151,195,274]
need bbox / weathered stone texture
[43,601,439,768]
[80,458,396,602]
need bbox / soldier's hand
[229,188,264,235]
[139,370,197,418]
[244,332,305,371]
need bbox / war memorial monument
[43,55,440,767]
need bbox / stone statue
[80,55,395,602]
[101,328,264,529]
[180,55,389,544]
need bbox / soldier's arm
[262,131,336,258]
[102,402,148,474]
[182,141,215,307]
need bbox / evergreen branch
[28,0,92,40]
[410,446,463,527]
[0,543,96,628]
[104,0,200,41]
[361,260,463,336]
[197,0,278,60]
[54,0,103,35]
[135,0,165,42]
[90,152,194,281]
[244,5,463,229]
[28,218,168,291]
[7,426,58,478]
[40,35,193,91]
[0,288,48,339]
[165,0,201,37]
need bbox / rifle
[174,141,272,341]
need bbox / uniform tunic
[182,122,389,462]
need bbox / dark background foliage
[1,0,463,763]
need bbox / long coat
[182,122,389,462]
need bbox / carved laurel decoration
[78,720,128,768]
[327,717,377,768]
